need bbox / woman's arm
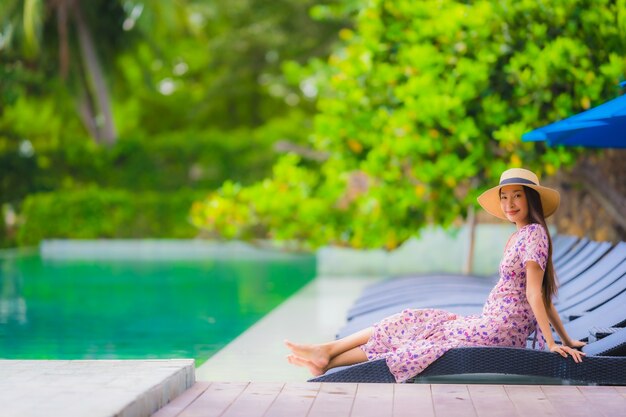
[546,303,586,349]
[526,261,585,362]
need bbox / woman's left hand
[550,344,586,363]
[566,339,587,350]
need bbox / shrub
[17,188,203,246]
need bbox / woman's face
[499,185,529,226]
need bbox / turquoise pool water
[0,244,315,365]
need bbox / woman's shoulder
[519,223,547,241]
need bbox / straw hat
[477,168,560,220]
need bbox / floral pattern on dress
[360,223,549,383]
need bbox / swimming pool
[0,242,316,365]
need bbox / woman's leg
[285,327,372,373]
[328,346,368,368]
[287,346,368,376]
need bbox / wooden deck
[151,382,626,417]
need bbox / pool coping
[0,359,195,417]
[196,274,381,382]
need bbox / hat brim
[477,183,560,220]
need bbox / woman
[285,168,586,383]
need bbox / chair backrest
[556,241,613,286]
[358,275,492,300]
[560,269,626,315]
[564,289,626,341]
[583,326,626,356]
[348,282,490,319]
[554,238,590,270]
[552,235,580,261]
[360,273,489,298]
[557,242,626,300]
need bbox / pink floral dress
[360,223,549,382]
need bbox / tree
[123,0,346,133]
[191,0,626,249]
[0,1,347,246]
[0,0,137,144]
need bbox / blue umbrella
[522,83,626,149]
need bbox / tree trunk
[464,205,476,275]
[72,0,117,145]
[56,0,70,79]
[76,89,99,140]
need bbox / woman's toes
[286,354,324,376]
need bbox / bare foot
[286,354,325,376]
[284,340,330,369]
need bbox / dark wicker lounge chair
[319,236,626,385]
[338,278,626,341]
[311,327,626,385]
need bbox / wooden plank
[152,382,211,417]
[178,382,249,417]
[431,384,477,417]
[263,382,320,417]
[307,383,357,417]
[467,385,517,417]
[540,386,598,417]
[220,382,284,417]
[578,386,626,417]
[152,382,626,417]
[393,384,434,417]
[504,385,558,417]
[350,383,394,417]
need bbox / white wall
[316,224,517,277]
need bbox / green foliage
[192,0,626,249]
[18,188,203,246]
[0,108,311,203]
[113,0,346,133]
[0,1,344,246]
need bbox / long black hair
[523,186,557,307]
